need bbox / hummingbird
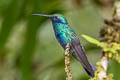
[32,14,96,77]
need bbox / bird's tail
[70,38,96,77]
[83,64,97,77]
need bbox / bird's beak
[32,14,54,18]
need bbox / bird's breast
[52,23,77,49]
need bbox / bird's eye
[54,16,58,19]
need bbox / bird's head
[32,14,68,24]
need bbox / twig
[97,1,120,80]
[65,43,72,80]
[97,55,109,80]
[113,1,120,20]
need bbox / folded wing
[70,37,96,77]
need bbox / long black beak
[32,14,54,18]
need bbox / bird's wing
[70,37,95,77]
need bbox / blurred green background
[0,0,120,80]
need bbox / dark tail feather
[84,64,97,77]
[70,38,96,77]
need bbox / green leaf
[82,34,103,47]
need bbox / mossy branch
[82,35,114,80]
[82,2,120,79]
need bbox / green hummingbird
[32,14,96,77]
